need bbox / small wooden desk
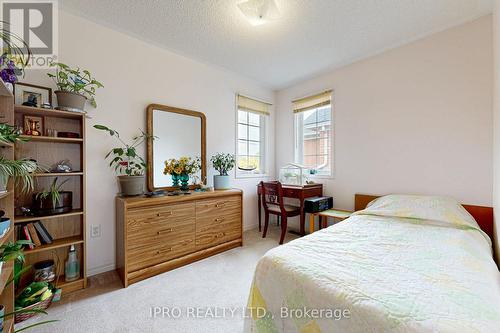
[257,183,323,236]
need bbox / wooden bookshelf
[19,135,83,143]
[0,79,15,333]
[14,102,87,300]
[14,209,84,224]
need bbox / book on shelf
[27,223,41,246]
[33,221,53,244]
[22,225,34,249]
[16,221,53,248]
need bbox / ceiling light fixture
[237,0,280,26]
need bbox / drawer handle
[215,217,225,223]
[215,202,226,208]
[157,228,173,235]
[214,232,225,239]
[157,211,173,217]
[157,247,172,254]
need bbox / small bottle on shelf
[65,244,80,282]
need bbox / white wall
[276,16,493,222]
[23,10,274,276]
[493,2,500,266]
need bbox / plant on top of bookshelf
[94,124,155,196]
[0,21,32,89]
[33,178,72,216]
[0,123,28,145]
[47,62,104,111]
[0,157,40,194]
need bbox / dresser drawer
[127,221,195,251]
[196,218,241,249]
[128,234,195,272]
[127,202,195,231]
[195,195,241,218]
[196,208,240,232]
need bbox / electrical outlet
[91,224,101,238]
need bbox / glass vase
[171,174,180,188]
[180,173,190,191]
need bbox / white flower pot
[213,175,231,190]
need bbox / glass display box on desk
[279,163,311,186]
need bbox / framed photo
[23,115,44,136]
[14,83,52,108]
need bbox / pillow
[353,194,481,231]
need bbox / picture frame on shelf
[14,83,53,108]
[23,115,44,136]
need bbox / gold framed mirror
[146,104,206,191]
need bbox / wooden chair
[260,181,301,244]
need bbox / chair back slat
[260,181,285,212]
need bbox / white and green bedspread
[245,195,500,332]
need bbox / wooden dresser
[116,189,243,287]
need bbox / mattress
[244,195,500,332]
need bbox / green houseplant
[0,157,39,194]
[94,124,153,196]
[0,123,28,145]
[0,241,58,332]
[33,178,72,216]
[210,153,235,190]
[0,21,32,91]
[47,62,103,111]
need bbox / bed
[244,194,500,333]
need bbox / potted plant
[47,62,103,111]
[33,178,72,216]
[0,22,31,91]
[210,153,235,190]
[163,157,201,191]
[0,123,28,145]
[94,124,153,196]
[0,157,39,194]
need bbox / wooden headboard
[354,194,494,241]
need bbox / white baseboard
[87,263,116,277]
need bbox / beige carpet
[17,225,296,333]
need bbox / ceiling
[60,0,493,90]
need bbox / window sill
[235,173,270,179]
[308,174,334,180]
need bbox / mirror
[146,104,206,191]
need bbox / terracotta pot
[118,175,144,196]
[55,91,86,111]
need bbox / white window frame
[235,107,269,179]
[293,97,334,179]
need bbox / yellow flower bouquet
[163,157,201,190]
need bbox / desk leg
[258,194,262,232]
[299,199,305,236]
[309,214,315,234]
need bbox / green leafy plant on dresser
[94,124,155,196]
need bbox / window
[236,94,270,176]
[293,91,333,177]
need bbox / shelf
[56,275,85,294]
[14,105,85,119]
[0,191,12,199]
[0,141,13,148]
[3,319,13,333]
[19,135,83,143]
[14,209,84,224]
[33,172,84,177]
[24,235,83,255]
[0,261,13,292]
[0,80,13,97]
[0,228,13,247]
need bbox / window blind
[237,94,271,116]
[292,90,332,113]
